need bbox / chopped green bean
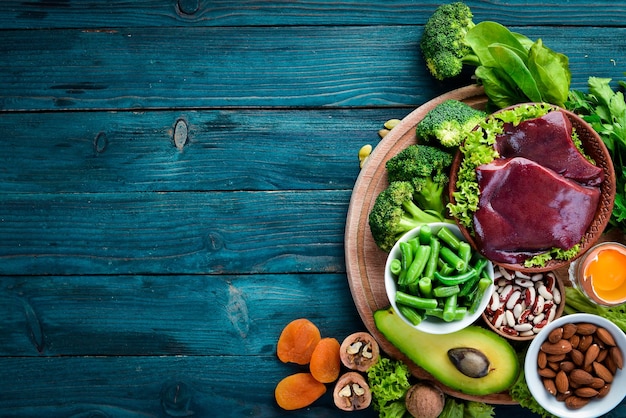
[439,246,466,271]
[437,259,455,276]
[418,276,433,298]
[397,304,423,325]
[425,306,467,321]
[434,268,478,286]
[436,226,462,251]
[405,245,431,286]
[390,258,402,276]
[400,241,413,271]
[469,277,493,313]
[458,242,472,272]
[443,294,458,322]
[395,291,438,310]
[418,224,432,245]
[423,237,440,280]
[432,284,460,298]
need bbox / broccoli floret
[420,2,478,81]
[385,144,453,216]
[368,181,452,252]
[416,99,486,148]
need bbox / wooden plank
[0,355,384,418]
[0,0,624,29]
[0,190,350,276]
[0,354,537,417]
[0,108,393,193]
[0,273,365,356]
[1,26,625,111]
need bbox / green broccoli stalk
[385,144,455,216]
[369,181,453,252]
[416,100,486,148]
[419,2,478,81]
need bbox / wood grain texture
[0,273,364,356]
[1,26,625,111]
[0,108,393,193]
[0,355,381,417]
[0,190,350,276]
[0,0,625,28]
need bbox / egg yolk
[585,247,626,303]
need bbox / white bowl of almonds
[525,313,626,417]
[482,266,565,341]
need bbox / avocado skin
[374,307,520,396]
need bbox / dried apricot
[275,372,327,410]
[310,337,341,383]
[277,318,321,365]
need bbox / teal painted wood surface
[1,26,625,111]
[0,274,363,356]
[1,0,625,28]
[0,190,350,275]
[0,109,391,192]
[1,0,625,416]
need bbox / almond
[541,339,572,355]
[606,353,618,373]
[569,334,580,349]
[598,383,611,398]
[592,361,614,383]
[570,349,584,366]
[565,395,590,410]
[543,378,557,396]
[562,323,577,339]
[548,327,564,344]
[579,334,593,352]
[576,323,597,335]
[560,361,575,373]
[584,344,600,368]
[570,369,594,385]
[596,327,616,346]
[546,353,566,362]
[538,367,556,378]
[555,370,569,393]
[538,350,547,369]
[575,387,599,398]
[590,377,605,389]
[610,346,624,369]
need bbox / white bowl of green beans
[385,223,495,334]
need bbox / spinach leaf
[466,22,529,67]
[474,66,525,109]
[527,39,571,106]
[488,43,542,103]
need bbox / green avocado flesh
[374,307,520,396]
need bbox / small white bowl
[525,313,626,418]
[385,223,495,334]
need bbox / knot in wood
[173,119,188,150]
[161,381,194,417]
[177,0,199,16]
[93,131,108,154]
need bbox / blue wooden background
[1,1,625,417]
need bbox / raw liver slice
[473,157,600,264]
[495,110,604,186]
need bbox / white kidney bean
[506,290,522,310]
[483,268,562,338]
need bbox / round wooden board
[344,84,519,404]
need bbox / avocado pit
[448,347,491,378]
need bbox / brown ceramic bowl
[449,103,616,273]
[481,267,565,342]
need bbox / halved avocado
[374,307,519,396]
